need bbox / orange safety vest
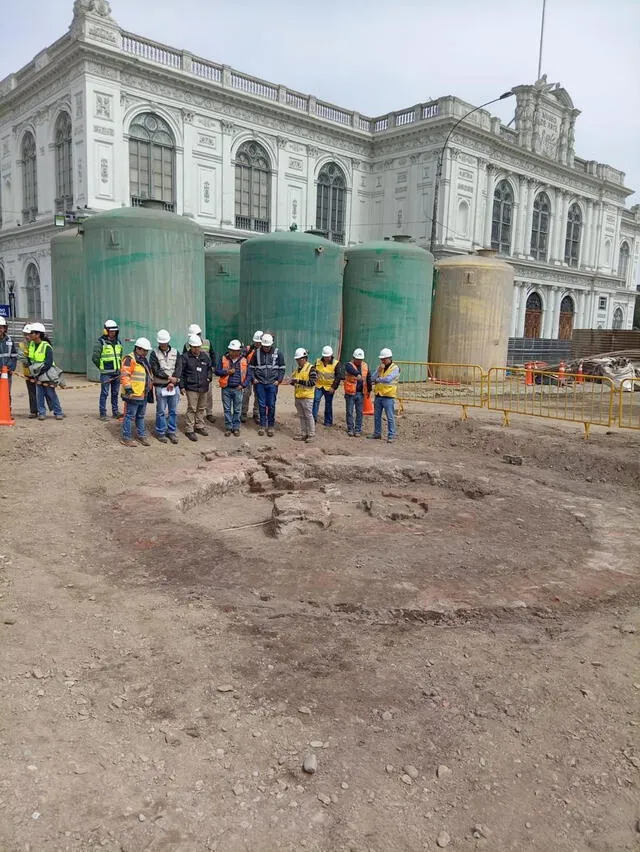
[120,354,152,400]
[343,361,369,396]
[218,355,248,388]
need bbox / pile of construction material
[567,350,640,390]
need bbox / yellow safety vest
[28,340,54,365]
[99,340,123,372]
[120,354,151,401]
[374,362,399,398]
[315,358,337,391]
[292,361,314,399]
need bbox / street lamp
[429,90,515,255]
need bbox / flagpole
[537,0,547,80]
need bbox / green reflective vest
[99,340,123,373]
[28,340,54,365]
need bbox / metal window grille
[54,112,73,213]
[564,203,582,267]
[21,132,38,223]
[530,192,550,261]
[490,180,513,255]
[128,113,176,208]
[234,141,271,232]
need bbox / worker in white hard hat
[92,319,123,421]
[179,334,213,442]
[17,323,39,417]
[28,323,64,421]
[119,337,154,447]
[369,347,400,443]
[241,330,263,423]
[290,347,317,441]
[343,348,372,437]
[248,332,285,437]
[312,344,343,428]
[150,329,182,444]
[216,339,250,436]
[184,323,216,424]
[0,316,17,407]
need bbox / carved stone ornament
[221,121,234,135]
[307,146,319,158]
[73,0,113,18]
[182,110,195,124]
[277,136,288,149]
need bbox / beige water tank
[429,248,514,378]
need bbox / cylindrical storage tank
[83,208,205,380]
[51,228,86,373]
[342,236,434,368]
[205,245,241,355]
[240,231,344,364]
[430,248,514,379]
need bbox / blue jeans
[374,396,396,439]
[36,384,64,417]
[222,387,243,430]
[122,399,147,440]
[99,373,120,416]
[255,383,278,428]
[345,392,364,434]
[155,388,179,435]
[312,387,335,425]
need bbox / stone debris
[303,754,318,775]
[503,454,523,465]
[32,668,45,680]
[317,793,331,806]
[437,764,452,779]
[217,684,234,693]
[404,765,419,780]
[272,494,332,537]
[436,830,451,847]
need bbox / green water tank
[343,236,434,366]
[240,231,344,363]
[82,207,205,380]
[51,228,86,373]
[205,245,241,354]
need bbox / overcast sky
[2,0,639,203]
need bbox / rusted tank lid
[391,234,413,243]
[477,247,498,257]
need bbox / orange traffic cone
[524,362,534,386]
[0,366,15,426]
[576,362,584,384]
[363,392,374,415]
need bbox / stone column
[543,286,559,338]
[582,200,593,269]
[510,282,521,337]
[483,164,494,248]
[553,192,569,263]
[473,157,487,246]
[514,176,527,255]
[517,282,529,336]
[524,178,536,258]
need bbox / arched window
[25,263,41,318]
[0,266,5,305]
[316,162,346,244]
[21,132,38,223]
[457,199,470,238]
[564,203,582,267]
[558,294,575,340]
[491,180,513,255]
[235,141,271,233]
[618,242,630,280]
[530,192,551,261]
[603,238,612,267]
[54,112,73,213]
[612,307,624,330]
[524,291,543,338]
[128,113,175,211]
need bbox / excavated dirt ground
[1,379,640,852]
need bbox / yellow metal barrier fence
[487,367,616,439]
[618,377,640,430]
[395,361,485,420]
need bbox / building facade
[0,0,638,338]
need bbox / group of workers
[1,317,399,444]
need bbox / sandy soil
[1,377,639,852]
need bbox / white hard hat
[188,323,202,336]
[253,330,264,343]
[188,334,203,347]
[135,337,151,351]
[379,347,393,359]
[0,317,6,326]
[23,323,32,334]
[322,345,333,358]
[30,322,46,333]
[294,347,308,359]
[353,348,365,359]
[228,339,242,350]
[261,333,274,347]
[157,329,171,344]
[104,319,118,330]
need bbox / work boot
[233,430,240,437]
[156,434,168,443]
[120,439,136,448]
[100,414,108,422]
[113,411,123,420]
[347,430,354,437]
[257,428,265,437]
[293,435,306,441]
[28,413,37,419]
[168,433,178,445]
[224,430,231,437]
[305,435,315,443]
[195,427,209,436]
[206,414,216,424]
[186,432,198,442]
[37,415,46,421]
[240,414,247,423]
[137,436,151,447]
[266,428,274,437]
[367,434,381,440]
[55,415,65,421]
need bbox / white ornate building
[0,0,638,338]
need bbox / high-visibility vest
[374,362,399,398]
[28,340,54,365]
[99,339,123,373]
[218,355,248,388]
[343,361,368,396]
[291,361,314,399]
[120,354,151,400]
[315,358,337,391]
[19,340,32,378]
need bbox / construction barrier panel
[618,378,640,430]
[487,367,616,439]
[395,361,485,420]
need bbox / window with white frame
[128,113,176,211]
[618,242,630,280]
[54,112,73,213]
[234,141,271,233]
[25,263,41,317]
[491,180,513,255]
[564,203,582,267]
[21,132,38,223]
[530,192,551,261]
[316,162,347,244]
